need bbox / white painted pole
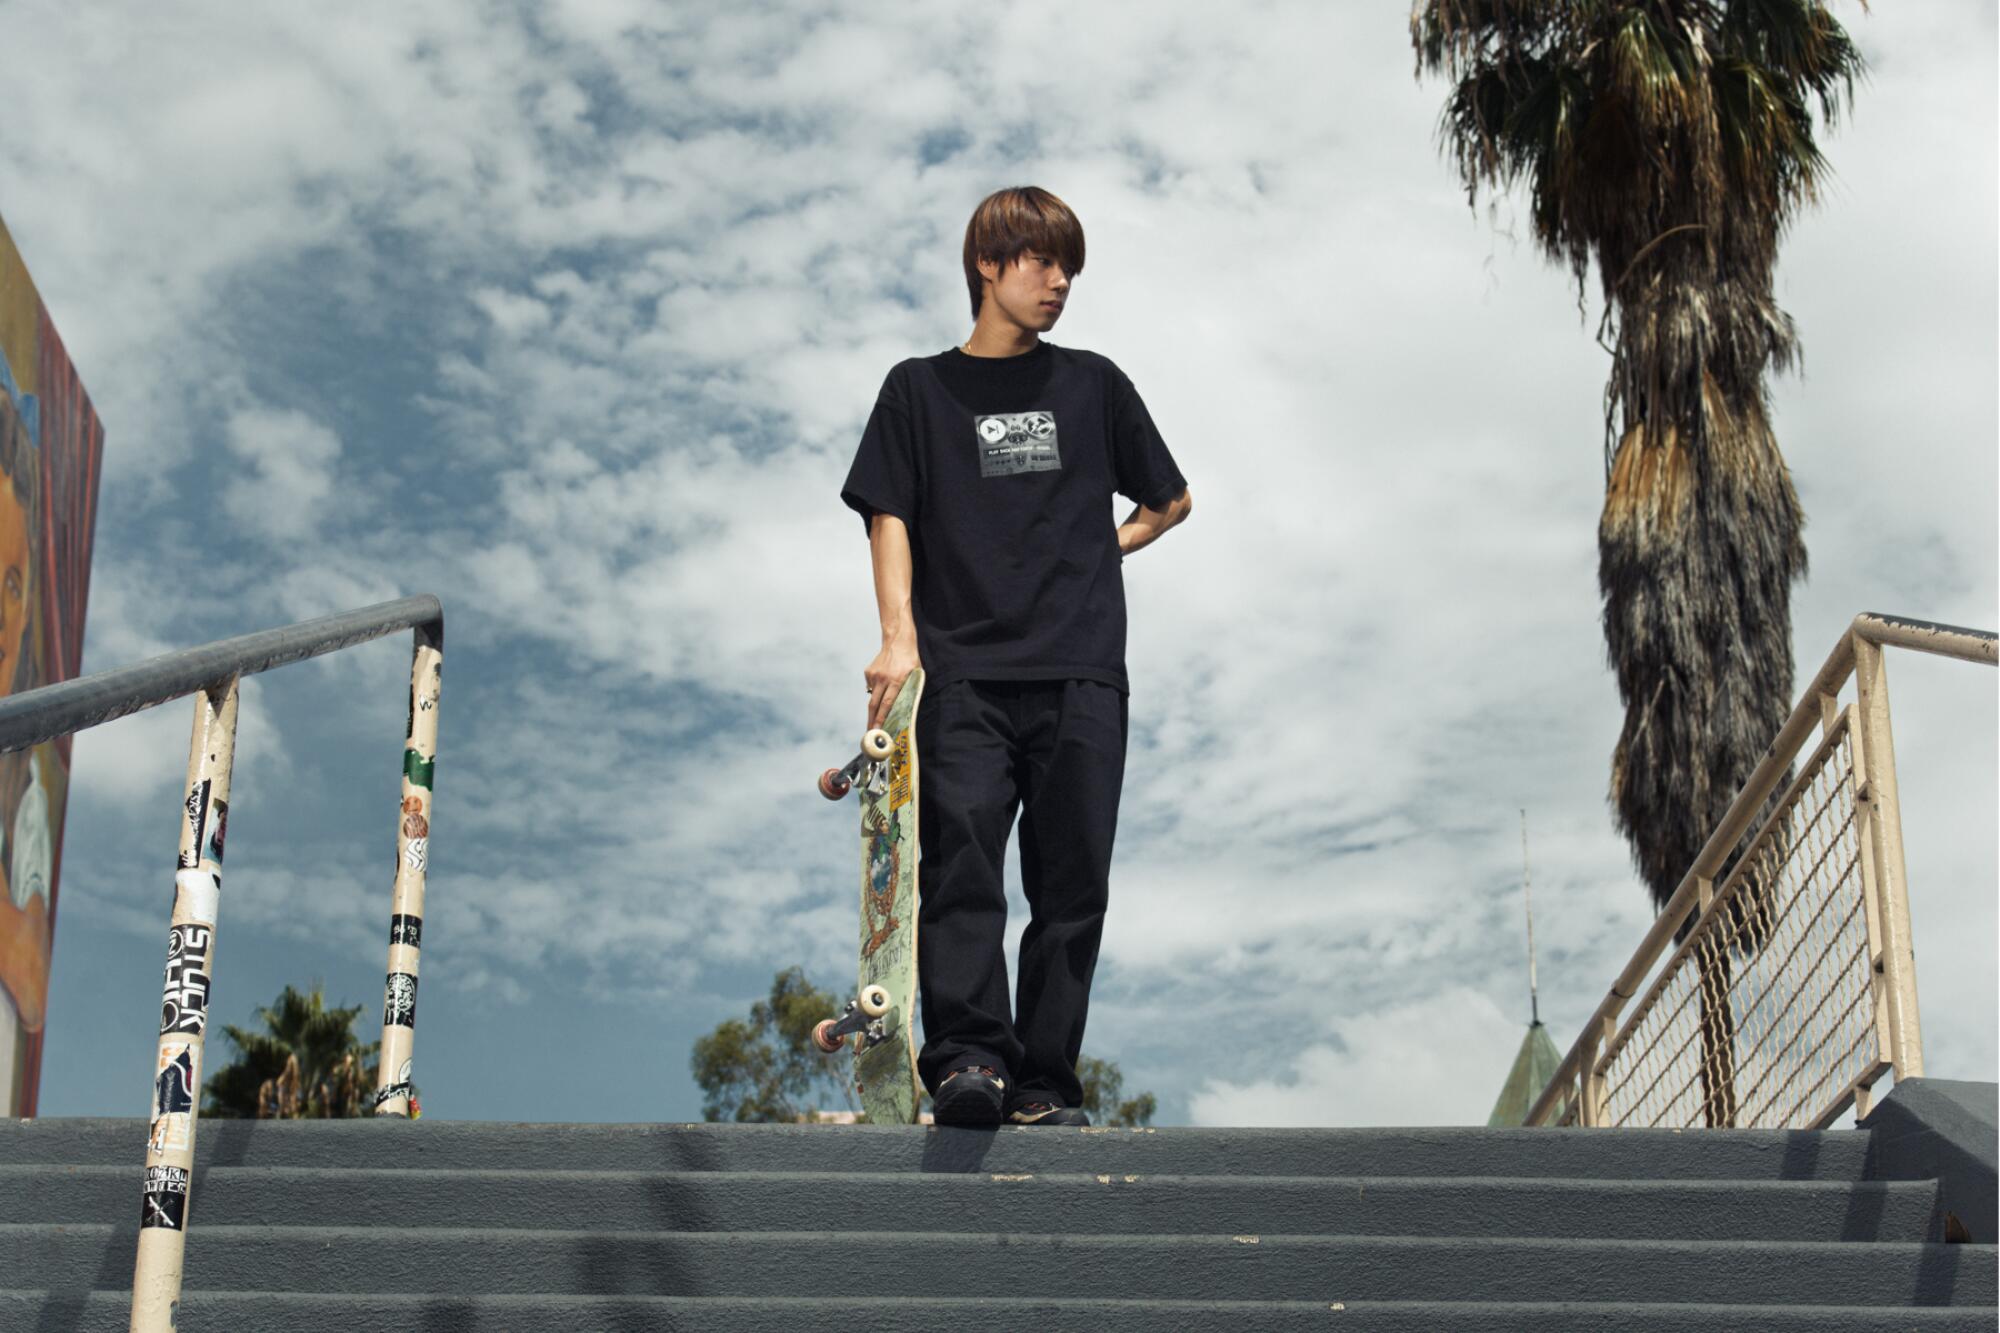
[130,676,239,1332]
[374,623,440,1116]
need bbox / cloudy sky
[4,1,1992,1126]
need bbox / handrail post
[1851,632,1924,1081]
[1581,1017,1612,1127]
[373,620,441,1116]
[130,676,240,1332]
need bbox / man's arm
[1117,487,1193,557]
[864,513,922,729]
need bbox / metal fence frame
[1526,613,1996,1130]
[0,594,442,1331]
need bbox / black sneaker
[1007,1099,1090,1127]
[933,1064,1007,1125]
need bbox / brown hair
[962,187,1085,318]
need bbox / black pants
[915,677,1128,1108]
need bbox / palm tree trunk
[1696,946,1738,1127]
[1600,410,1806,909]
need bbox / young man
[840,186,1191,1127]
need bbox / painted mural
[0,213,105,1117]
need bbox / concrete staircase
[2,1101,1994,1330]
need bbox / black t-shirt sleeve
[1108,364,1187,510]
[840,370,921,535]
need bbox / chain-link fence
[1588,715,1881,1128]
[1530,615,1996,1131]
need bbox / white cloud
[1189,986,1526,1128]
[221,406,343,540]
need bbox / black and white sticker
[178,780,211,870]
[371,1058,415,1109]
[160,924,213,1036]
[141,1165,190,1230]
[975,410,1061,478]
[389,914,423,949]
[383,972,419,1028]
[148,1043,198,1153]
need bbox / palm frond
[1603,6,1701,131]
[204,982,377,1119]
[1712,56,1829,204]
[1720,0,1867,126]
[1413,0,1605,76]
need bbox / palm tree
[1411,2,1867,1124]
[204,983,381,1119]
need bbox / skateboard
[813,669,923,1123]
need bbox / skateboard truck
[818,727,896,800]
[812,983,893,1053]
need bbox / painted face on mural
[0,226,109,1117]
[0,468,29,695]
[0,459,42,1037]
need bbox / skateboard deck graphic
[814,669,923,1123]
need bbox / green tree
[693,968,1160,1125]
[1412,2,1867,1124]
[1078,1055,1158,1128]
[204,983,381,1119]
[691,967,859,1122]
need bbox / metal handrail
[0,593,441,754]
[1525,612,1996,1129]
[0,595,445,1331]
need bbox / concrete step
[9,1226,1993,1305]
[3,1292,1995,1333]
[0,1118,1881,1181]
[0,1166,1946,1242]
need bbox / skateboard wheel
[858,984,891,1018]
[818,768,850,800]
[811,1018,844,1054]
[862,728,894,760]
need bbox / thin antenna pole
[1520,808,1541,1027]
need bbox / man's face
[980,250,1070,334]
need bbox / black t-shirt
[841,341,1186,693]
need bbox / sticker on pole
[383,972,419,1028]
[174,868,221,926]
[141,1165,191,1230]
[148,1042,200,1153]
[178,780,211,870]
[207,798,229,864]
[160,924,214,1036]
[389,914,423,949]
[372,1058,415,1110]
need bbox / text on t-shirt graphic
[975,410,1061,478]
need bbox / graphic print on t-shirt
[974,410,1061,478]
